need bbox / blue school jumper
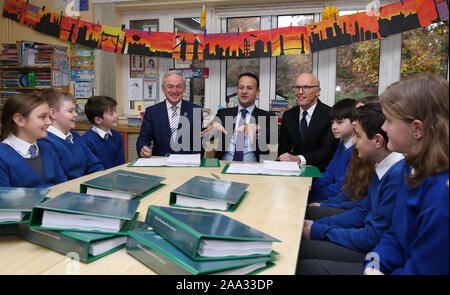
[82,128,125,169]
[310,158,405,252]
[39,131,104,180]
[309,141,354,202]
[365,163,449,275]
[320,192,360,210]
[0,141,67,188]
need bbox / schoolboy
[296,103,405,275]
[38,89,104,180]
[82,96,125,169]
[308,98,356,202]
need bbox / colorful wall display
[2,0,448,60]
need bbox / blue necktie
[29,144,38,159]
[233,109,248,162]
[300,110,308,143]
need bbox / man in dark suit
[201,73,277,162]
[277,73,338,172]
[136,70,203,157]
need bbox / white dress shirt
[298,102,318,165]
[2,134,39,158]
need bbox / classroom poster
[143,77,158,100]
[128,78,143,101]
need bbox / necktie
[233,109,248,161]
[66,134,73,144]
[300,110,308,143]
[29,144,38,159]
[169,105,179,143]
[104,133,110,140]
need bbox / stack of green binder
[126,206,280,275]
[169,176,249,212]
[17,224,127,263]
[0,187,49,235]
[30,191,139,235]
[80,170,165,200]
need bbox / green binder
[80,170,165,200]
[221,163,323,177]
[127,158,220,168]
[146,205,280,261]
[17,224,127,263]
[169,176,249,212]
[30,192,139,235]
[127,228,275,275]
[0,187,49,225]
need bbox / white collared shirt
[2,134,39,158]
[344,138,354,150]
[166,99,182,124]
[374,152,405,179]
[47,125,73,142]
[91,125,112,139]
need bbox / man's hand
[140,145,152,158]
[234,123,259,144]
[201,122,227,137]
[302,219,313,240]
[277,152,301,164]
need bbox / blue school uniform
[320,192,361,210]
[0,141,67,188]
[40,130,104,180]
[365,163,449,275]
[310,153,405,252]
[309,140,354,202]
[82,128,125,169]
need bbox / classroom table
[0,160,312,275]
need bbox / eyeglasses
[292,85,319,92]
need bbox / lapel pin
[183,112,188,117]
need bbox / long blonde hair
[380,73,449,187]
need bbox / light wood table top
[2,160,312,275]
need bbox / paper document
[132,158,167,167]
[175,195,230,211]
[86,187,133,200]
[198,239,273,257]
[131,154,201,167]
[89,236,127,256]
[225,163,262,174]
[0,211,25,222]
[41,210,124,232]
[261,160,301,176]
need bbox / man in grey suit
[277,73,338,172]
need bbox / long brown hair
[341,148,376,201]
[380,73,449,187]
[0,92,47,141]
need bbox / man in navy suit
[136,71,203,157]
[201,72,277,162]
[277,73,338,172]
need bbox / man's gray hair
[162,70,186,88]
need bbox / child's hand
[302,220,313,240]
[308,202,321,207]
[363,268,384,275]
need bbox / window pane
[335,11,380,102]
[401,22,449,80]
[226,17,260,107]
[276,15,314,108]
[173,18,206,108]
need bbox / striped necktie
[169,105,179,143]
[29,144,38,159]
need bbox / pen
[211,173,220,179]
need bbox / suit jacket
[278,100,338,172]
[213,106,277,162]
[136,100,203,156]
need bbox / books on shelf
[0,187,49,224]
[30,191,139,235]
[0,43,19,66]
[80,169,165,200]
[145,205,280,260]
[18,41,67,66]
[17,224,127,263]
[169,176,249,211]
[127,228,275,275]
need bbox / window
[401,22,449,80]
[174,17,206,108]
[226,17,261,106]
[335,11,380,101]
[276,15,314,107]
